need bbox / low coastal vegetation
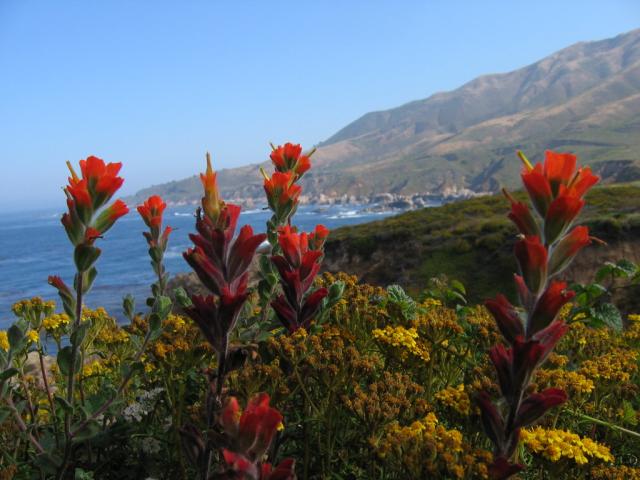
[0,146,638,479]
[325,183,640,307]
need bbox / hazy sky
[1,1,639,211]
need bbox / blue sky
[1,1,638,211]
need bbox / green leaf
[622,400,638,426]
[153,295,172,320]
[123,294,135,320]
[71,322,90,347]
[0,368,19,382]
[54,395,74,414]
[450,279,466,295]
[148,314,163,341]
[74,244,101,272]
[82,267,98,294]
[174,287,192,308]
[591,303,623,332]
[329,281,345,301]
[57,346,80,376]
[7,324,24,350]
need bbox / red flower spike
[508,200,540,237]
[503,189,540,237]
[514,388,567,429]
[66,178,93,210]
[488,344,513,399]
[488,457,523,480]
[543,150,577,196]
[222,450,258,478]
[521,164,552,217]
[270,142,311,177]
[137,195,166,229]
[61,199,84,245]
[544,188,584,245]
[527,281,575,336]
[485,295,524,345]
[94,199,129,235]
[271,295,299,333]
[548,226,591,275]
[221,397,241,437]
[277,225,303,267]
[531,320,569,366]
[200,153,223,222]
[48,275,73,298]
[514,236,548,294]
[513,275,532,310]
[221,393,283,462]
[261,459,296,480]
[78,156,124,209]
[264,171,302,207]
[184,292,248,353]
[309,224,330,250]
[569,166,599,197]
[476,391,505,450]
[271,225,327,332]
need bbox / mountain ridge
[130,28,640,207]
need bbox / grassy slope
[324,183,640,303]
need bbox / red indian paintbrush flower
[80,156,124,203]
[479,149,598,479]
[270,142,312,177]
[544,187,585,244]
[514,236,547,295]
[542,151,576,196]
[548,225,591,275]
[200,152,223,222]
[270,225,329,332]
[137,195,167,228]
[519,150,599,223]
[264,171,302,207]
[309,224,330,251]
[528,280,575,335]
[484,295,524,345]
[220,393,285,462]
[94,199,129,235]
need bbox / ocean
[0,203,410,329]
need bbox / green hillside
[324,183,640,304]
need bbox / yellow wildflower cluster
[435,384,471,416]
[534,368,595,396]
[343,371,428,427]
[95,322,130,345]
[0,331,8,351]
[372,325,430,362]
[81,307,111,324]
[11,297,55,318]
[415,306,464,335]
[521,426,614,465]
[625,314,640,342]
[26,329,39,344]
[82,359,107,378]
[590,464,640,480]
[375,412,491,479]
[129,313,210,365]
[421,298,442,308]
[319,272,387,328]
[42,313,70,333]
[579,349,639,383]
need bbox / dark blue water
[0,204,401,329]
